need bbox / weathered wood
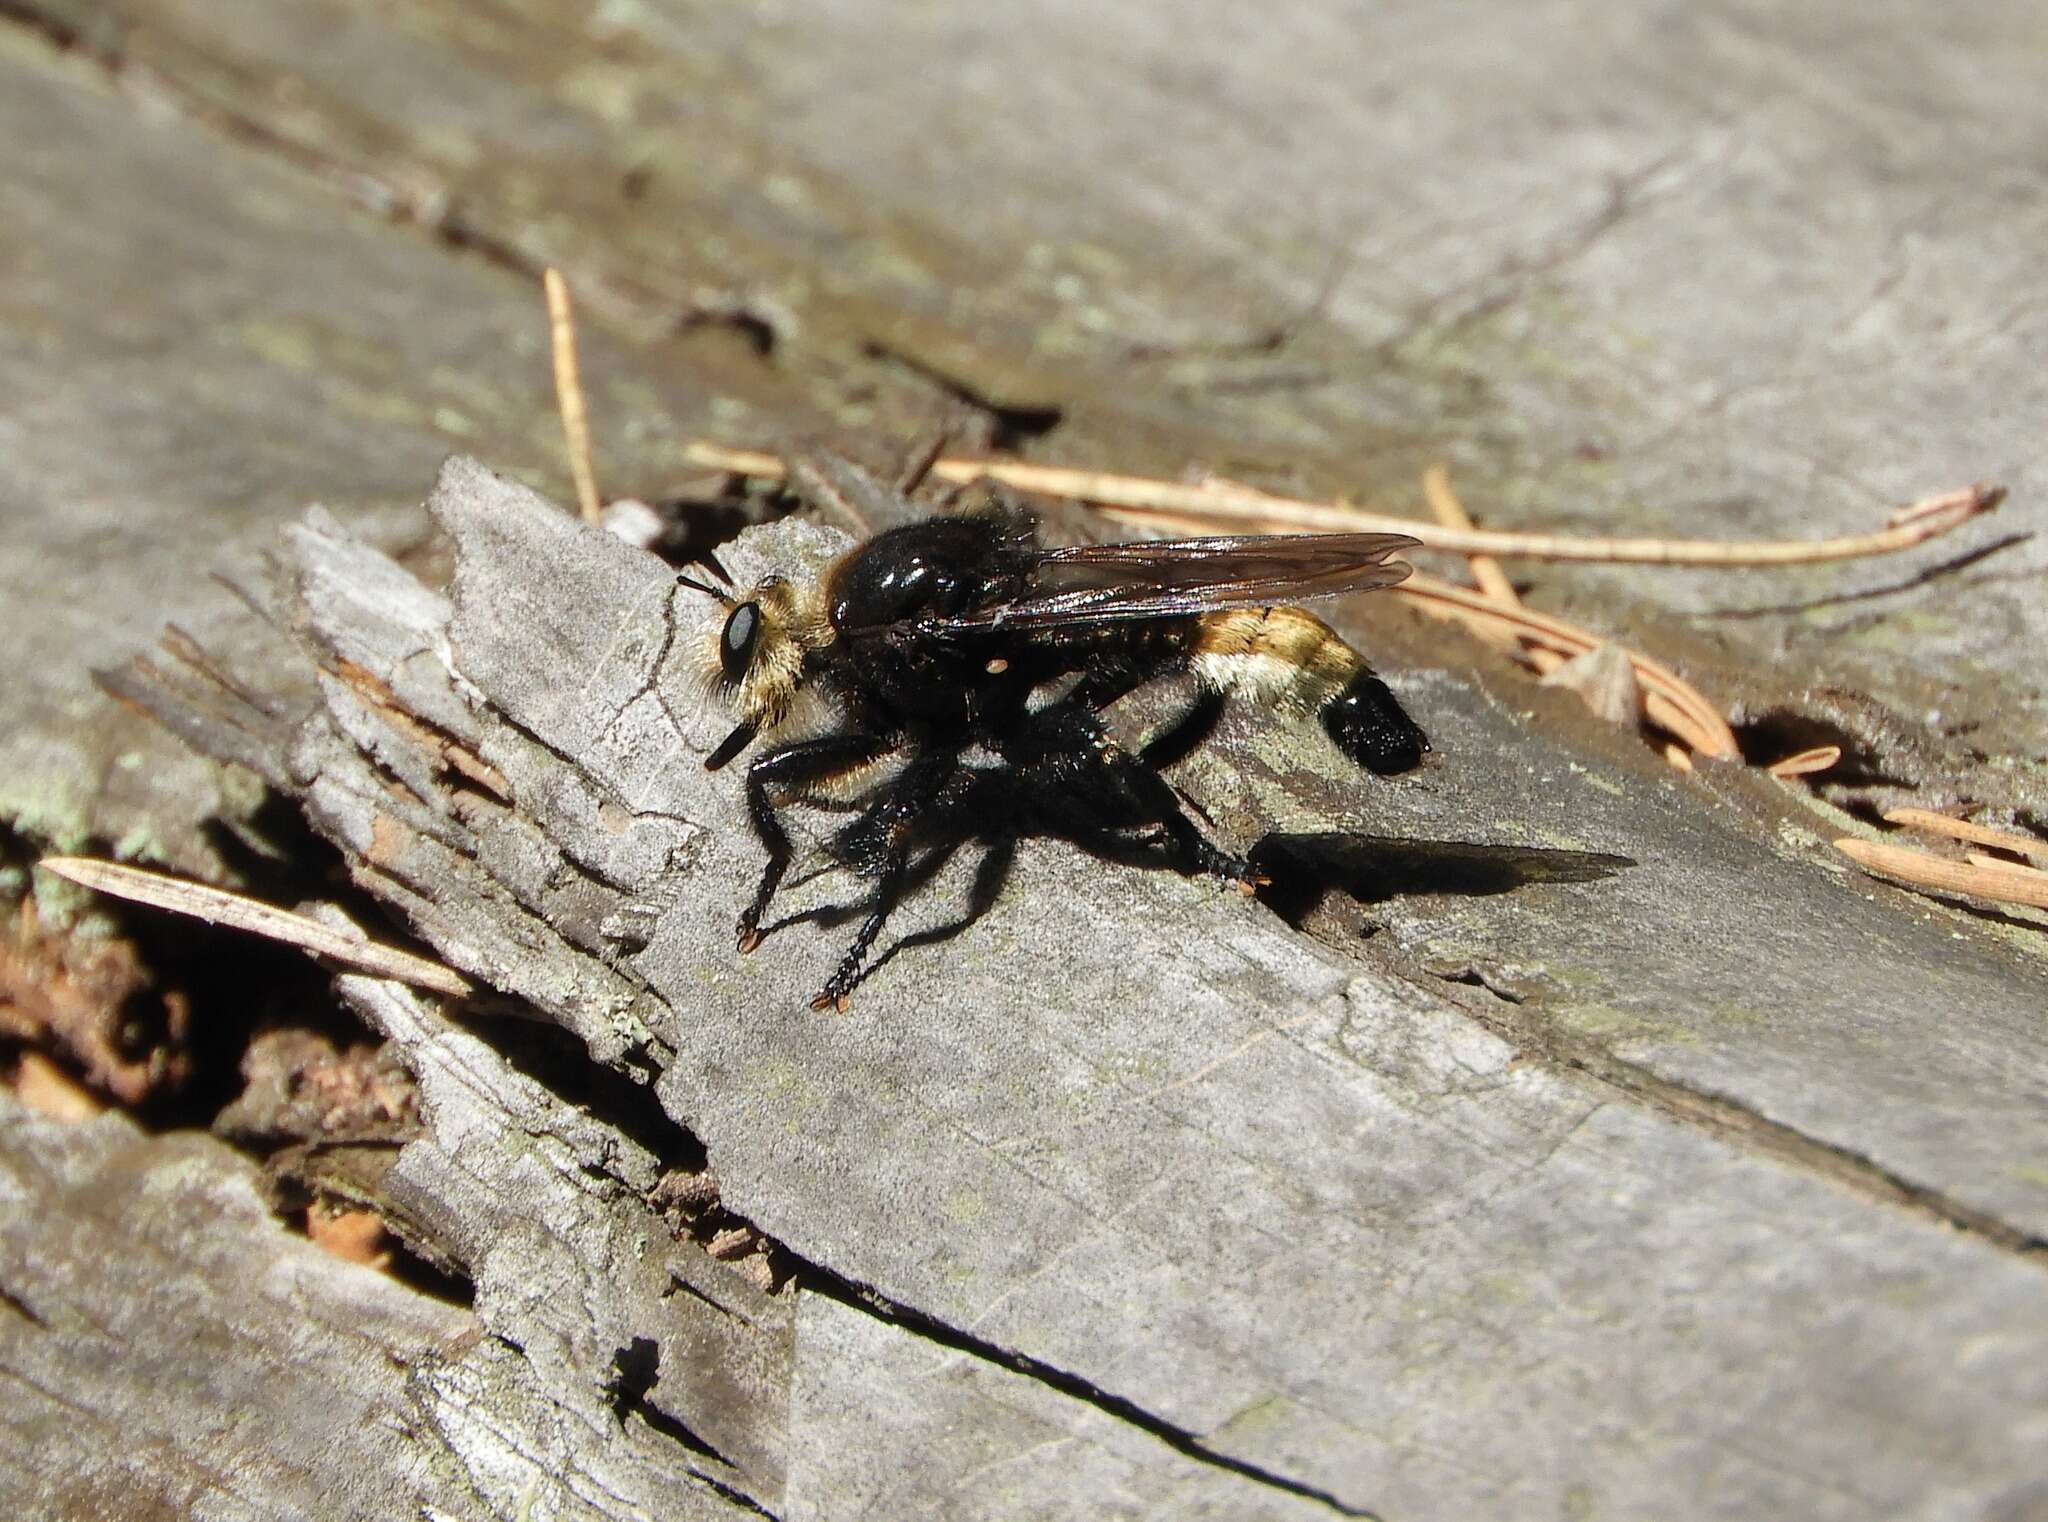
[0,998,798,1520]
[0,28,807,878]
[8,2,2048,1517]
[335,975,787,1516]
[363,940,1356,1520]
[105,457,2048,1519]
[0,1093,488,1519]
[14,0,2044,789]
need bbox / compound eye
[719,601,761,684]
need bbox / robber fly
[681,482,1429,1010]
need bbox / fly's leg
[810,857,910,1013]
[810,754,956,1011]
[1023,701,1264,895]
[738,732,891,954]
[1105,749,1267,893]
[1069,716,1263,891]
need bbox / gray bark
[4,1,2047,1518]
[0,1092,481,1520]
[88,457,2048,1520]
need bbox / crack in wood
[1583,1051,2048,1263]
[1419,965,2048,1265]
[0,1282,45,1327]
[663,1271,759,1330]
[797,1272,1384,1519]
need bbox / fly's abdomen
[1319,668,1429,775]
[1190,607,1429,776]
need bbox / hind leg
[1101,748,1265,892]
[1016,702,1263,892]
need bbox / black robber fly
[681,479,1428,1010]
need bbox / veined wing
[925,531,1420,631]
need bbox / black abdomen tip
[1321,672,1430,775]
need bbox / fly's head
[680,561,832,769]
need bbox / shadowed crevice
[858,340,1066,452]
[607,1337,782,1518]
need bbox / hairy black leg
[861,836,1018,981]
[1098,744,1265,891]
[761,837,957,939]
[737,732,891,953]
[810,753,957,1010]
[1016,701,1261,893]
[835,774,1023,987]
[811,856,909,1012]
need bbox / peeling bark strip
[89,456,2048,1520]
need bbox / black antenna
[677,571,733,604]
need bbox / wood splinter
[37,857,473,997]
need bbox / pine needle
[545,268,604,525]
[1833,838,2048,913]
[1881,808,2048,863]
[681,443,2000,568]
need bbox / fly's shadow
[1250,831,1635,925]
[758,771,1633,999]
[757,762,1227,992]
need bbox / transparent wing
[924,531,1419,631]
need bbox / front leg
[738,732,892,953]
